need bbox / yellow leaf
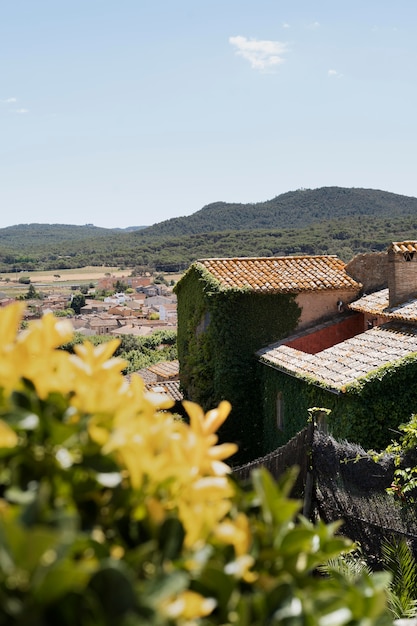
[0,420,18,448]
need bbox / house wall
[286,314,364,354]
[175,266,303,463]
[345,252,388,293]
[176,265,363,464]
[388,249,417,306]
[295,289,360,330]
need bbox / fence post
[302,419,315,519]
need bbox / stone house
[257,241,417,455]
[97,275,151,291]
[176,243,417,464]
[88,316,120,335]
[175,255,361,463]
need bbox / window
[196,311,211,336]
[403,251,414,262]
[276,392,284,431]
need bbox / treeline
[1,214,417,272]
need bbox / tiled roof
[348,288,417,322]
[132,360,179,384]
[130,368,158,384]
[257,321,417,392]
[145,380,183,402]
[197,256,361,293]
[147,360,179,379]
[389,241,417,254]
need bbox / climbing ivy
[175,263,301,463]
[260,353,417,452]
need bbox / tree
[70,291,86,314]
[113,279,128,293]
[25,283,40,300]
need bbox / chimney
[388,242,417,307]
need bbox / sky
[1,1,417,229]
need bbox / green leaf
[158,517,185,561]
[88,559,138,619]
[251,468,301,525]
[32,556,95,605]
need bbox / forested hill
[0,223,145,247]
[2,187,417,272]
[138,187,417,238]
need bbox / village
[0,272,177,337]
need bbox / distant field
[0,267,184,297]
[0,267,132,296]
[0,266,129,284]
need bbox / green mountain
[1,187,417,272]
[0,223,145,247]
[138,187,417,238]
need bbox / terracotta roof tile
[130,361,179,385]
[145,380,183,402]
[198,256,360,293]
[257,322,417,392]
[348,288,417,322]
[147,360,179,379]
[390,241,417,254]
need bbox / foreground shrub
[0,303,393,625]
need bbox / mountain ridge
[135,186,417,239]
[1,187,417,271]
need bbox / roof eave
[258,356,343,395]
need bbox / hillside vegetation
[139,186,417,238]
[1,187,417,272]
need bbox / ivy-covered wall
[175,264,301,463]
[260,354,417,453]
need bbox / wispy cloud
[229,35,288,72]
[16,108,29,114]
[282,22,290,29]
[307,21,320,29]
[1,97,17,103]
[328,69,342,78]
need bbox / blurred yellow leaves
[0,303,243,554]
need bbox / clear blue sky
[1,0,416,229]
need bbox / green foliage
[113,279,128,292]
[2,187,417,272]
[70,292,86,314]
[138,186,417,239]
[18,275,31,284]
[382,411,417,502]
[0,306,396,624]
[54,308,75,317]
[0,409,393,626]
[153,273,168,285]
[24,283,41,300]
[320,547,372,583]
[61,329,177,375]
[260,355,417,452]
[381,538,417,619]
[321,540,417,621]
